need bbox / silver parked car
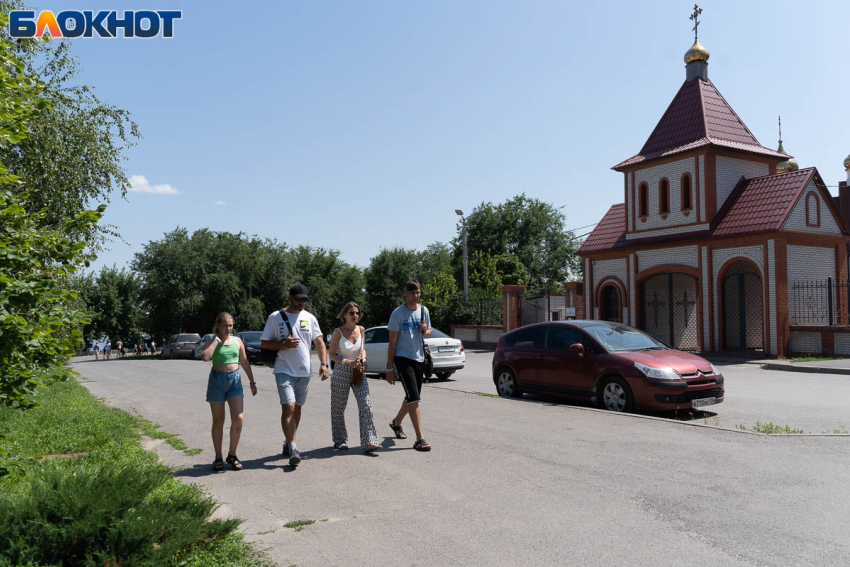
[162,333,202,359]
[191,334,216,360]
[363,326,465,380]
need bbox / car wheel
[495,368,522,398]
[169,349,175,360]
[190,350,196,360]
[435,372,452,381]
[599,376,634,413]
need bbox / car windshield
[240,332,262,341]
[583,324,668,353]
[429,328,449,339]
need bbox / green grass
[477,392,499,398]
[790,356,845,363]
[736,421,805,434]
[0,378,273,566]
[140,419,203,455]
[284,519,316,532]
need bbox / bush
[0,459,240,566]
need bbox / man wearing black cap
[261,284,329,468]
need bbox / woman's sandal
[334,443,349,450]
[413,439,432,452]
[365,443,382,453]
[389,420,407,440]
[213,458,224,471]
[225,454,243,471]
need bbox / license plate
[438,346,454,353]
[692,397,716,409]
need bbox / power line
[566,222,597,233]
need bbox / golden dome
[684,39,710,64]
[844,153,850,170]
[777,157,799,173]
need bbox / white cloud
[214,201,227,206]
[128,174,179,195]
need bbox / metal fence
[450,297,503,326]
[790,278,848,325]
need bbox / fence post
[827,277,833,325]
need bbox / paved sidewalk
[706,354,850,376]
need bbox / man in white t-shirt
[261,284,329,468]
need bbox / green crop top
[212,340,240,365]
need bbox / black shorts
[394,356,423,404]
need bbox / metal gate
[601,285,621,322]
[640,273,699,351]
[722,261,763,350]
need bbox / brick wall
[629,254,636,326]
[637,246,699,271]
[716,156,769,211]
[790,331,821,354]
[627,172,633,232]
[787,245,836,325]
[592,258,627,288]
[699,155,706,222]
[626,223,709,240]
[767,239,777,355]
[701,246,710,350]
[632,157,697,231]
[782,181,842,235]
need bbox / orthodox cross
[675,290,696,319]
[690,4,703,41]
[647,292,665,327]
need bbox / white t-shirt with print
[261,309,322,378]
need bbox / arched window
[681,174,692,212]
[659,179,670,215]
[639,183,648,218]
[806,193,820,227]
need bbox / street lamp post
[455,209,469,302]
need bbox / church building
[576,12,850,358]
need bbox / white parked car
[363,326,465,380]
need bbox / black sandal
[225,454,242,471]
[213,458,224,471]
[413,439,431,452]
[334,443,349,450]
[389,420,407,440]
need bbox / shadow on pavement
[509,393,719,422]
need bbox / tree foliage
[0,5,139,251]
[455,194,580,289]
[132,229,364,341]
[0,12,103,407]
[76,266,142,345]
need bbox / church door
[601,285,620,322]
[640,273,699,351]
[722,260,763,350]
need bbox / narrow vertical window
[659,179,669,215]
[681,174,692,211]
[639,183,648,217]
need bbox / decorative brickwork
[698,155,706,222]
[630,157,697,231]
[626,223,709,240]
[783,182,841,235]
[716,156,769,211]
[767,239,777,355]
[637,246,699,271]
[629,254,636,325]
[701,246,710,350]
[592,258,628,288]
[790,331,821,354]
[712,245,765,347]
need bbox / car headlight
[246,346,259,353]
[634,361,680,380]
[710,363,722,376]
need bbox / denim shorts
[275,373,310,406]
[206,369,243,403]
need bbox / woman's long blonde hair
[213,312,234,335]
[337,302,362,323]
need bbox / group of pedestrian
[203,280,432,471]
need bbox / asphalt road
[74,354,850,567]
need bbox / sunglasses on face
[349,311,361,317]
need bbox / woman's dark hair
[405,280,421,292]
[337,302,362,322]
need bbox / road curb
[760,363,850,376]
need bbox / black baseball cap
[289,284,309,301]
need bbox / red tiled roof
[613,78,788,170]
[712,168,815,236]
[577,204,626,253]
[578,168,847,255]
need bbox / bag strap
[279,310,295,337]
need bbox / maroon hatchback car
[492,320,724,412]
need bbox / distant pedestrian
[93,342,101,360]
[117,340,124,357]
[202,312,257,472]
[260,284,329,468]
[328,302,380,453]
[386,280,432,451]
[150,341,157,355]
[104,340,112,360]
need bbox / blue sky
[41,0,848,272]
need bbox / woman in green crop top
[201,312,256,471]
